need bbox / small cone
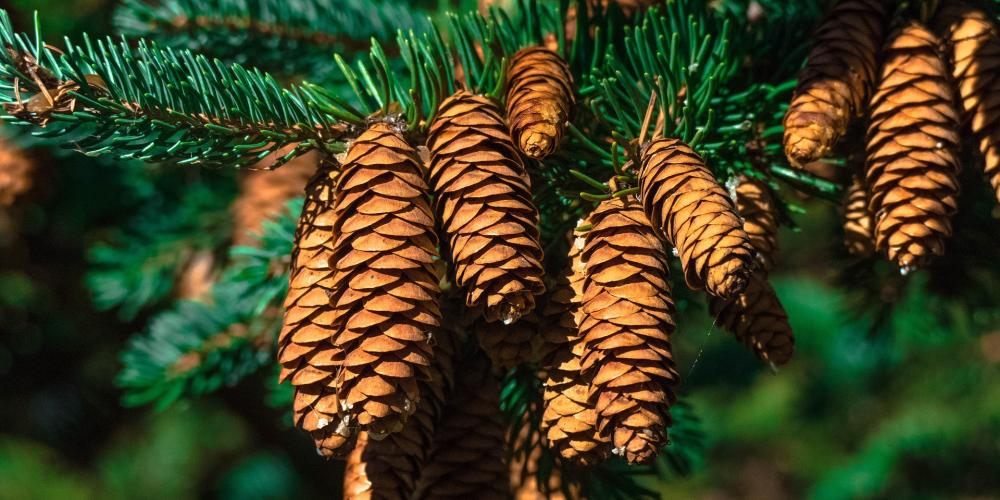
[427,90,546,324]
[505,46,575,160]
[865,22,961,271]
[331,122,442,437]
[509,414,579,500]
[342,327,457,499]
[539,231,610,465]
[413,353,509,499]
[0,136,34,206]
[735,176,779,272]
[783,0,887,166]
[579,196,679,465]
[232,150,318,246]
[709,274,794,365]
[475,312,537,370]
[935,2,1000,204]
[843,175,875,258]
[276,163,353,458]
[639,138,755,299]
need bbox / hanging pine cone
[936,2,1000,204]
[0,136,34,206]
[783,0,887,166]
[413,353,509,499]
[866,22,961,272]
[709,274,794,365]
[505,46,575,160]
[539,231,609,465]
[232,150,318,246]
[509,416,578,500]
[843,175,875,258]
[735,176,779,272]
[579,195,679,465]
[427,90,546,324]
[276,163,354,458]
[341,327,457,499]
[330,122,443,437]
[639,138,755,299]
[475,312,537,370]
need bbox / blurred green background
[1,0,999,499]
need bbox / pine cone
[866,22,961,271]
[232,150,318,246]
[843,175,875,258]
[936,2,1000,204]
[475,312,537,370]
[413,353,509,499]
[276,164,353,458]
[639,138,755,299]
[509,418,578,500]
[427,90,545,324]
[0,136,34,206]
[709,274,794,365]
[505,46,575,160]
[783,0,887,166]
[331,122,443,437]
[539,231,609,465]
[579,196,679,465]
[342,327,457,499]
[735,176,779,272]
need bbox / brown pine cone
[639,138,755,299]
[936,2,1000,204]
[539,231,610,466]
[709,274,794,365]
[232,150,318,246]
[413,353,509,499]
[783,0,887,166]
[331,122,443,438]
[509,417,579,500]
[341,327,457,499]
[475,312,537,370]
[579,196,679,465]
[843,175,875,258]
[866,22,961,272]
[427,90,546,324]
[276,163,353,458]
[735,176,779,272]
[0,136,34,206]
[505,46,575,160]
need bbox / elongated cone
[0,136,34,205]
[427,91,545,323]
[783,0,887,166]
[232,151,318,246]
[331,122,442,437]
[936,2,1000,204]
[710,275,794,365]
[639,138,755,299]
[866,22,961,272]
[413,353,509,499]
[342,326,457,499]
[735,176,779,272]
[843,175,875,258]
[505,46,575,160]
[277,163,354,458]
[539,230,609,465]
[475,312,537,370]
[509,415,579,500]
[579,196,679,465]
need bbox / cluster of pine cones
[276,37,794,497]
[784,0,1000,273]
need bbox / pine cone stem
[639,138,755,299]
[427,90,546,324]
[331,122,443,437]
[783,0,887,166]
[505,46,575,160]
[579,196,679,465]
